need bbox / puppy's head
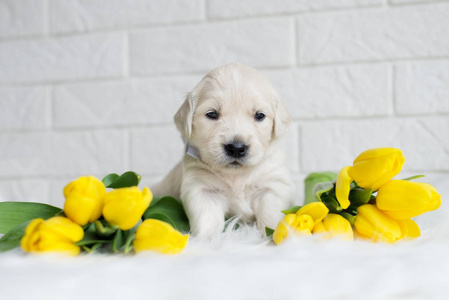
[175,63,290,170]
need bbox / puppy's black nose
[224,142,248,158]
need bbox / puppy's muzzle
[224,142,248,159]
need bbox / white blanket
[1,176,448,300]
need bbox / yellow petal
[349,148,405,191]
[353,148,403,164]
[64,194,98,226]
[134,219,189,254]
[21,218,44,252]
[354,204,401,243]
[312,221,331,239]
[43,243,81,256]
[336,166,353,209]
[294,214,314,233]
[273,214,296,245]
[103,187,152,230]
[40,217,84,243]
[321,214,354,241]
[377,180,441,220]
[397,219,420,240]
[63,175,106,225]
[296,202,329,225]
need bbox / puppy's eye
[254,112,266,121]
[205,111,219,120]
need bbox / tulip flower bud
[354,204,402,243]
[63,175,106,226]
[376,180,441,220]
[133,219,189,254]
[273,202,329,245]
[21,217,84,256]
[349,148,405,191]
[313,213,354,241]
[103,187,152,230]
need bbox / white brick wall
[0,0,448,207]
[0,0,45,38]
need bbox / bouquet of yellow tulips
[270,148,441,245]
[0,172,190,256]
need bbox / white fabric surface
[1,176,448,300]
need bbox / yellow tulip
[313,214,354,241]
[376,180,441,220]
[349,148,405,191]
[133,219,189,254]
[335,148,405,210]
[354,204,402,243]
[21,217,84,256]
[273,202,329,245]
[103,187,152,230]
[63,175,106,226]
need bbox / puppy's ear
[174,92,196,139]
[272,98,291,139]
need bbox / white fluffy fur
[152,63,294,239]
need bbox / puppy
[152,63,294,239]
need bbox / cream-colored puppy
[152,63,294,239]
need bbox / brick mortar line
[123,31,130,78]
[297,124,303,173]
[391,64,398,116]
[2,56,449,88]
[42,0,50,36]
[2,2,448,44]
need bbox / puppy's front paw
[183,192,226,240]
[254,200,287,237]
[191,218,224,240]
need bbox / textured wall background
[1,0,448,207]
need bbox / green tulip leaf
[76,239,109,247]
[0,202,62,234]
[349,188,373,207]
[75,223,110,247]
[281,206,301,215]
[124,233,136,254]
[112,229,126,252]
[143,196,190,234]
[103,171,141,189]
[321,195,343,213]
[122,221,141,254]
[94,220,118,238]
[0,221,30,252]
[148,196,164,208]
[82,243,105,253]
[402,175,425,181]
[304,172,337,205]
[265,227,274,238]
[102,173,119,187]
[145,212,177,230]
